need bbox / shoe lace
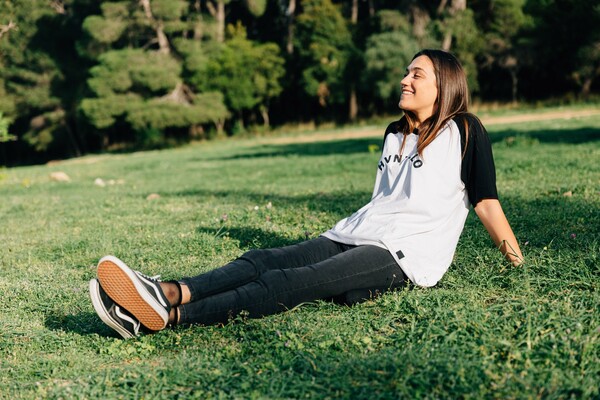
[135,270,162,282]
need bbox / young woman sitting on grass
[89,49,524,339]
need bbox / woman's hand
[474,199,524,266]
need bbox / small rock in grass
[146,193,161,200]
[50,171,71,182]
[562,191,573,197]
[94,178,106,187]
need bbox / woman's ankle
[160,282,182,307]
[168,307,179,325]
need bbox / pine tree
[0,0,81,155]
[186,23,284,131]
[79,0,229,146]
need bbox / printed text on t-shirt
[378,152,423,171]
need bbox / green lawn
[1,108,598,399]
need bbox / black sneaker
[89,279,141,339]
[96,255,171,331]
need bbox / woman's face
[398,55,438,124]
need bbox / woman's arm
[474,199,524,266]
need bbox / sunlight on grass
[0,108,598,398]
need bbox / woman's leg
[178,236,346,302]
[94,237,347,331]
[178,245,407,326]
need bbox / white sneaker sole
[97,255,169,331]
[89,279,136,339]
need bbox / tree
[0,112,14,142]
[573,40,600,99]
[188,24,284,130]
[295,0,354,113]
[80,48,228,144]
[79,0,229,146]
[79,0,187,58]
[253,42,286,127]
[363,11,420,110]
[0,0,86,156]
[476,0,532,102]
[204,0,268,43]
[570,3,600,99]
[433,0,482,93]
[523,0,600,99]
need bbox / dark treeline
[0,0,598,165]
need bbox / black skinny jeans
[178,236,407,325]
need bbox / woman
[89,49,523,339]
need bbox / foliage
[78,2,229,144]
[523,0,600,98]
[125,93,229,131]
[1,0,600,163]
[88,49,181,96]
[295,0,355,108]
[244,0,268,17]
[190,24,284,127]
[0,108,598,398]
[364,11,420,105]
[0,0,67,152]
[0,112,14,142]
[438,6,483,93]
[476,0,533,100]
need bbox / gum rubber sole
[97,257,168,331]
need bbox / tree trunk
[215,119,225,135]
[580,77,592,100]
[441,34,452,51]
[368,0,375,17]
[452,0,466,11]
[437,0,448,14]
[140,0,170,53]
[439,0,466,51]
[351,0,358,24]
[286,0,296,54]
[349,86,358,122]
[63,115,82,157]
[193,0,203,40]
[510,68,518,104]
[260,106,270,128]
[238,113,245,132]
[156,21,170,54]
[0,20,17,39]
[410,4,430,39]
[217,0,225,43]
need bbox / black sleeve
[456,114,498,207]
[382,119,404,148]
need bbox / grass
[0,107,598,399]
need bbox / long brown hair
[399,49,470,157]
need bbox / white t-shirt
[322,114,498,287]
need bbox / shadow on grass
[197,137,383,161]
[45,311,121,338]
[194,125,599,163]
[197,226,309,249]
[490,193,600,249]
[173,184,599,253]
[170,189,371,218]
[488,126,600,144]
